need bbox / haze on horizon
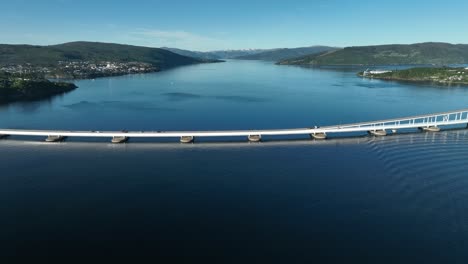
[1,0,468,51]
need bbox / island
[0,72,77,103]
[358,67,468,86]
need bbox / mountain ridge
[235,46,339,61]
[161,47,274,60]
[0,41,212,69]
[277,42,468,66]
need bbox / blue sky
[1,0,468,51]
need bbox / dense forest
[278,43,468,66]
[0,72,77,103]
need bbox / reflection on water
[161,92,267,103]
[162,92,202,101]
[212,95,266,103]
[63,100,176,112]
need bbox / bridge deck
[1,108,468,140]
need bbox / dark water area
[2,132,468,262]
[1,61,468,262]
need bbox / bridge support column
[180,136,194,143]
[111,136,129,144]
[45,135,66,142]
[419,126,441,132]
[248,135,261,142]
[310,132,327,140]
[368,130,387,136]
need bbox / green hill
[235,46,338,61]
[0,41,209,69]
[278,43,468,66]
[0,71,76,103]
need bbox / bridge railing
[319,109,468,132]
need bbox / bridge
[1,108,468,143]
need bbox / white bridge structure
[1,109,468,143]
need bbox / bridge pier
[248,135,262,142]
[368,130,387,136]
[111,136,129,144]
[0,134,9,139]
[45,135,66,142]
[419,126,441,132]
[311,132,327,140]
[180,136,194,143]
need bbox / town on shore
[1,61,158,80]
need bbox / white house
[363,69,392,76]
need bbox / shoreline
[46,69,161,81]
[1,60,224,104]
[358,67,468,86]
[359,74,468,86]
[0,80,77,105]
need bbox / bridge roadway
[1,108,468,143]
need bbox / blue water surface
[1,61,468,263]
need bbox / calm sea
[1,60,468,262]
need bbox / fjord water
[2,60,468,131]
[2,60,468,262]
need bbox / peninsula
[359,67,468,86]
[0,72,77,103]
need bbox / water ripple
[367,131,468,233]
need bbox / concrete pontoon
[368,130,387,136]
[45,135,66,142]
[111,136,129,144]
[311,133,327,140]
[248,135,262,142]
[420,126,441,132]
[180,136,194,143]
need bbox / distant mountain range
[235,46,339,61]
[211,49,275,59]
[2,41,468,70]
[161,47,272,60]
[0,41,214,69]
[162,46,338,61]
[277,43,468,66]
